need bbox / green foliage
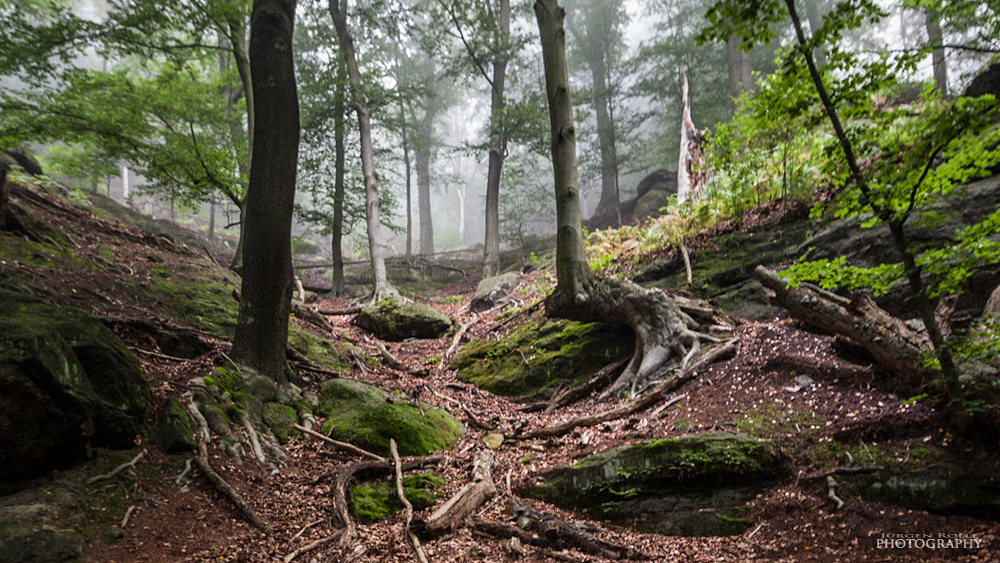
[348,473,444,523]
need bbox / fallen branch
[543,358,629,414]
[284,531,343,563]
[439,314,478,369]
[133,348,189,362]
[193,440,270,532]
[291,423,384,461]
[377,342,429,377]
[318,306,362,316]
[292,301,334,333]
[120,505,137,528]
[391,440,430,563]
[650,393,687,419]
[801,465,885,481]
[826,475,845,510]
[416,450,496,537]
[515,341,736,441]
[87,449,146,485]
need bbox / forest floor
[2,177,998,563]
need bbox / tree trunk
[535,0,700,397]
[416,71,438,257]
[482,0,510,279]
[590,52,620,218]
[329,0,399,303]
[457,183,466,245]
[121,163,129,200]
[230,0,299,383]
[804,0,826,67]
[392,40,414,262]
[677,73,704,204]
[0,161,9,230]
[725,34,755,101]
[218,30,252,272]
[331,58,347,296]
[926,9,948,95]
[208,198,216,243]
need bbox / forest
[1,0,1000,561]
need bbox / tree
[924,7,948,94]
[534,0,707,398]
[564,0,626,218]
[328,0,402,303]
[230,0,300,382]
[701,0,1000,394]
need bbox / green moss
[451,319,633,398]
[263,402,299,443]
[348,473,445,523]
[134,272,238,339]
[355,301,453,341]
[735,401,823,438]
[318,378,463,456]
[287,325,351,371]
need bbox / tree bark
[926,9,948,95]
[725,34,755,101]
[392,39,414,262]
[482,0,510,279]
[416,77,437,257]
[677,73,704,204]
[589,47,619,218]
[0,161,9,231]
[535,0,700,397]
[218,28,252,272]
[331,57,347,296]
[230,0,299,383]
[329,0,400,303]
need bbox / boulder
[586,169,677,230]
[318,378,463,456]
[355,301,452,341]
[0,290,150,481]
[964,61,1000,99]
[862,464,1000,519]
[528,433,789,536]
[349,473,444,523]
[451,319,634,398]
[470,272,520,312]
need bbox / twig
[747,523,764,539]
[543,358,629,414]
[651,394,687,419]
[291,520,323,541]
[201,244,222,268]
[391,440,430,563]
[121,505,137,528]
[291,423,385,461]
[802,465,884,480]
[87,449,146,485]
[376,342,428,376]
[284,531,343,563]
[133,348,189,362]
[439,314,478,369]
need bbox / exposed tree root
[514,340,737,441]
[291,300,334,333]
[87,449,146,486]
[193,440,270,532]
[391,439,430,563]
[416,450,496,537]
[541,358,630,414]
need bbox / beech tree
[230,0,299,381]
[329,0,402,303]
[535,0,709,397]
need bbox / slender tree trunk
[482,0,510,279]
[926,9,948,95]
[332,58,347,296]
[329,0,399,302]
[0,161,9,230]
[457,183,466,245]
[231,0,300,383]
[416,76,438,256]
[209,198,216,242]
[590,54,620,218]
[725,34,755,101]
[804,0,826,67]
[219,30,252,272]
[784,0,958,391]
[392,40,414,262]
[535,0,700,398]
[121,163,129,201]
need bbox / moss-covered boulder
[155,397,195,454]
[470,272,520,312]
[355,301,453,341]
[318,378,463,456]
[349,473,445,523]
[451,319,634,399]
[862,464,1000,519]
[528,433,789,536]
[0,289,150,480]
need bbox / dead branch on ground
[391,439,430,563]
[439,314,479,369]
[542,358,629,414]
[416,450,496,537]
[376,342,429,377]
[291,423,384,461]
[87,449,146,485]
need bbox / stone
[470,272,520,312]
[862,464,1000,519]
[451,319,634,399]
[0,289,149,481]
[528,433,789,536]
[262,402,299,444]
[355,301,453,341]
[155,397,195,454]
[318,378,463,456]
[349,473,445,523]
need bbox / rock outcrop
[355,301,453,341]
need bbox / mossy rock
[355,301,452,341]
[470,272,520,312]
[263,402,299,444]
[287,325,351,372]
[0,526,84,563]
[862,464,1000,519]
[155,397,195,454]
[451,319,634,399]
[528,433,789,537]
[0,289,150,480]
[349,473,445,523]
[317,378,463,456]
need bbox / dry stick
[291,423,385,461]
[650,393,687,419]
[193,440,270,532]
[291,520,323,541]
[679,243,693,286]
[390,440,430,563]
[424,384,495,431]
[438,314,478,369]
[87,449,146,485]
[514,340,737,441]
[376,342,428,376]
[318,306,362,316]
[133,348,188,362]
[120,505,137,528]
[201,244,223,268]
[826,476,845,510]
[283,531,344,563]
